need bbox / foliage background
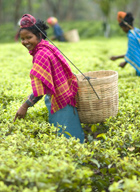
[1,0,140,42]
[1,37,140,191]
[1,0,140,191]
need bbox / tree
[27,0,33,13]
[94,0,132,37]
[94,0,113,37]
[0,0,2,24]
[129,0,140,27]
[45,0,77,20]
[65,0,76,20]
[14,0,22,25]
[45,0,61,19]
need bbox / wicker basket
[64,29,80,42]
[76,70,118,124]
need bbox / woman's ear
[39,32,42,40]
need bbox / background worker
[47,16,66,42]
[110,11,140,76]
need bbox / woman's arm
[14,93,43,122]
[110,54,128,68]
[110,54,125,61]
[26,93,43,107]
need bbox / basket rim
[76,70,118,124]
[76,70,118,82]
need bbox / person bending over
[47,17,66,42]
[14,14,84,143]
[110,11,140,76]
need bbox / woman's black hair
[119,12,134,27]
[19,19,49,40]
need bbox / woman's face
[120,26,130,33]
[20,29,40,51]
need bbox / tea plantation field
[1,37,140,192]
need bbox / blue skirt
[44,95,85,143]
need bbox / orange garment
[117,11,127,23]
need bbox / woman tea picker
[14,14,85,143]
[110,11,140,76]
[47,17,66,42]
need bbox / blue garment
[53,24,65,42]
[45,95,85,143]
[124,27,140,75]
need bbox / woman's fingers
[13,112,25,122]
[14,113,18,122]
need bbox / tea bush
[1,38,140,191]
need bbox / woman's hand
[14,103,29,122]
[119,61,127,68]
[110,56,118,61]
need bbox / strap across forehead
[20,14,36,28]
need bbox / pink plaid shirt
[29,39,78,114]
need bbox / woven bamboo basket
[76,70,118,124]
[64,29,80,42]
